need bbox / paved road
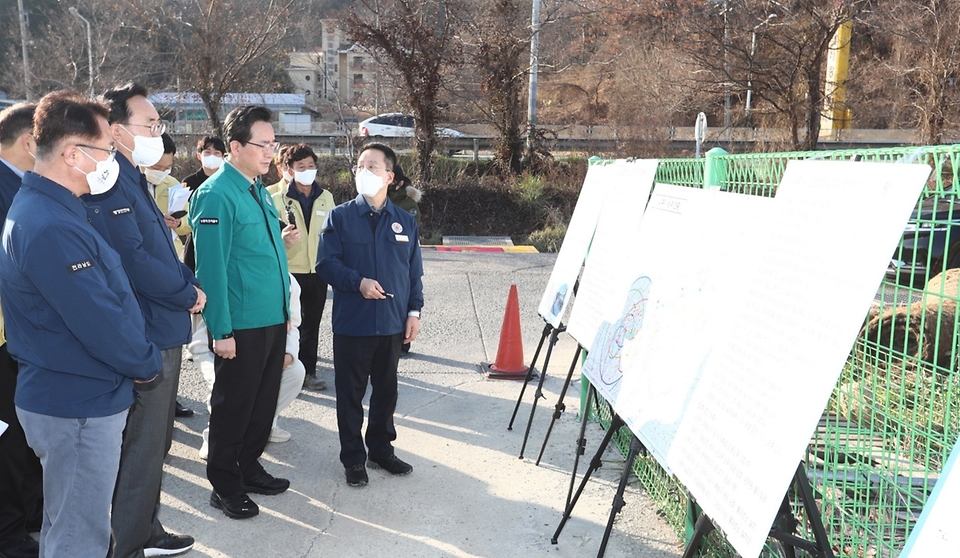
[162,251,683,557]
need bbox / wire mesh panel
[587,144,960,557]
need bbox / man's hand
[283,353,294,369]
[403,315,420,344]
[281,224,300,249]
[189,286,207,313]
[360,277,387,299]
[163,214,181,230]
[213,337,237,359]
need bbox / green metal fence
[588,144,960,557]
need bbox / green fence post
[703,147,728,190]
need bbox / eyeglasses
[76,143,118,163]
[246,139,281,155]
[351,164,387,175]
[121,120,168,136]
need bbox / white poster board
[900,438,960,555]
[538,159,659,327]
[575,160,930,557]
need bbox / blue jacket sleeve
[316,209,363,292]
[407,221,424,312]
[93,186,198,312]
[24,228,161,380]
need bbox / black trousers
[333,333,403,467]
[207,324,286,496]
[0,344,42,548]
[292,273,328,377]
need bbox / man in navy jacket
[317,142,424,488]
[0,90,161,558]
[83,83,204,558]
[0,102,42,558]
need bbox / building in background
[286,19,393,114]
[149,92,312,133]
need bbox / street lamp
[69,7,94,99]
[745,13,777,124]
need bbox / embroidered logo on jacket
[67,260,94,273]
[111,207,132,216]
[198,217,219,225]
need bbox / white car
[358,113,464,138]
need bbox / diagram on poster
[573,160,930,557]
[538,159,658,327]
[580,276,652,402]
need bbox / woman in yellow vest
[143,133,191,255]
[272,143,336,391]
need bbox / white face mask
[294,168,317,186]
[282,169,294,183]
[120,126,165,167]
[144,167,171,185]
[77,149,120,195]
[355,168,384,198]
[201,154,223,170]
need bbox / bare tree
[459,0,529,174]
[347,0,463,182]
[143,0,294,136]
[682,0,871,150]
[861,0,960,145]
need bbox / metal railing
[589,144,960,557]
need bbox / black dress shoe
[368,454,413,475]
[175,401,194,418]
[344,463,368,487]
[209,491,259,519]
[0,535,39,558]
[242,474,290,495]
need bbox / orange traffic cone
[481,285,530,380]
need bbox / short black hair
[160,132,176,155]
[33,90,110,160]
[390,162,412,190]
[283,143,317,167]
[100,82,149,124]
[223,105,272,145]
[196,135,225,154]
[358,142,396,171]
[0,103,37,146]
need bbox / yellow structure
[819,20,853,140]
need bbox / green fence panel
[589,144,960,557]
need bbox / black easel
[535,344,584,465]
[682,463,835,558]
[509,322,565,460]
[552,412,647,558]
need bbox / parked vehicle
[887,195,960,287]
[358,113,464,139]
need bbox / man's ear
[109,122,124,143]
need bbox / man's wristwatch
[408,310,421,318]
[218,332,234,340]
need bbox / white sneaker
[198,429,209,460]
[269,427,292,443]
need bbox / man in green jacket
[189,105,291,520]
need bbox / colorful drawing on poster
[582,276,652,392]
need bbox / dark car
[887,196,960,287]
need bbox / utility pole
[69,7,95,99]
[17,0,32,101]
[525,0,541,157]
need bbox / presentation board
[900,435,960,555]
[570,160,930,557]
[538,159,659,327]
